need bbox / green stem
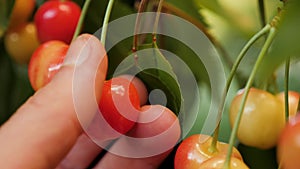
[210,24,271,152]
[258,0,266,28]
[152,0,164,41]
[284,56,290,121]
[100,0,115,46]
[72,0,92,42]
[223,27,277,169]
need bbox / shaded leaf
[113,47,183,115]
[0,0,15,37]
[165,0,207,26]
[256,0,300,85]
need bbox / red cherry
[174,134,242,169]
[28,40,68,91]
[277,114,300,169]
[99,76,141,134]
[34,0,81,43]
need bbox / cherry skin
[277,114,300,169]
[276,91,300,118]
[99,76,141,135]
[4,22,39,64]
[174,134,243,169]
[230,88,285,149]
[118,74,148,106]
[34,0,81,43]
[198,155,249,169]
[28,40,68,91]
[8,0,35,28]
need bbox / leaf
[113,47,184,115]
[165,0,208,26]
[193,0,227,17]
[0,41,14,124]
[0,0,15,38]
[255,1,300,85]
[73,0,135,34]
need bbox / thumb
[0,34,107,169]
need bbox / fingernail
[63,34,94,66]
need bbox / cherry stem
[132,0,149,52]
[223,27,277,169]
[100,0,115,46]
[210,24,271,152]
[284,56,290,121]
[152,0,164,42]
[72,0,92,42]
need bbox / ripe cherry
[34,0,81,44]
[174,134,243,169]
[4,22,39,64]
[28,40,68,91]
[198,155,249,169]
[8,0,35,28]
[277,114,300,169]
[99,76,141,135]
[276,91,300,118]
[230,88,285,149]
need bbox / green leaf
[256,1,300,85]
[165,0,207,26]
[0,0,15,38]
[113,47,183,115]
[193,0,227,17]
[73,0,135,34]
[0,41,14,124]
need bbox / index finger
[0,34,107,169]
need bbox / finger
[56,134,102,169]
[95,105,181,169]
[0,34,107,169]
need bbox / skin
[0,34,180,169]
[230,88,285,149]
[198,155,249,169]
[34,1,81,43]
[276,91,300,118]
[28,40,69,91]
[8,0,35,29]
[174,134,242,169]
[277,115,300,169]
[4,22,40,64]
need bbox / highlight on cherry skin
[174,134,243,169]
[98,75,149,136]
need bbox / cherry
[276,91,300,118]
[34,0,81,44]
[118,74,148,106]
[230,88,285,149]
[28,40,68,91]
[99,76,141,135]
[8,0,35,29]
[4,22,39,64]
[198,155,249,169]
[174,134,243,169]
[277,114,300,169]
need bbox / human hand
[0,34,181,169]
